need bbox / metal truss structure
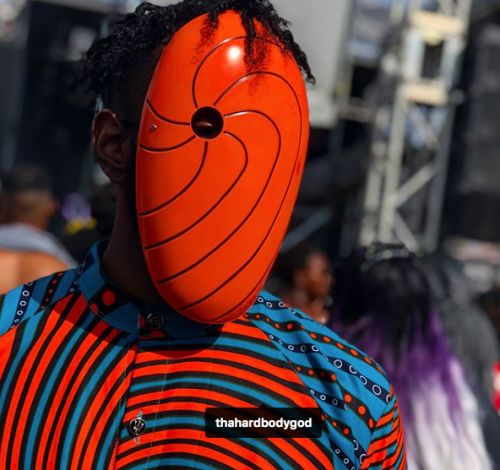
[359,0,473,252]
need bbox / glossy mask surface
[136,11,310,323]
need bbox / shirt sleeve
[360,386,407,470]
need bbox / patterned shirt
[0,243,406,470]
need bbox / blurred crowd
[269,240,500,468]
[1,163,500,469]
[0,164,116,288]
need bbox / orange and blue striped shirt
[0,243,406,469]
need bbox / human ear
[92,109,131,185]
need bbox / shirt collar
[77,242,222,339]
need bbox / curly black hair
[83,0,315,120]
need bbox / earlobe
[93,109,130,185]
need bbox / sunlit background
[2,0,500,257]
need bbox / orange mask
[136,11,309,324]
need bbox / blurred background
[3,0,500,266]
[1,0,500,465]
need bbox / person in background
[276,242,333,324]
[0,165,76,291]
[479,287,500,414]
[423,254,500,401]
[329,243,498,470]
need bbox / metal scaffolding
[359,0,473,252]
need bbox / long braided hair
[328,244,492,470]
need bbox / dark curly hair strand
[83,0,315,120]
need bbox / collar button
[128,417,147,438]
[146,313,164,330]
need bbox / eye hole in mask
[191,107,224,140]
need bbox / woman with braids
[0,2,407,469]
[329,244,497,470]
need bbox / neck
[102,202,164,304]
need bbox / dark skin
[92,109,164,304]
[282,252,332,324]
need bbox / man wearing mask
[0,1,406,469]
